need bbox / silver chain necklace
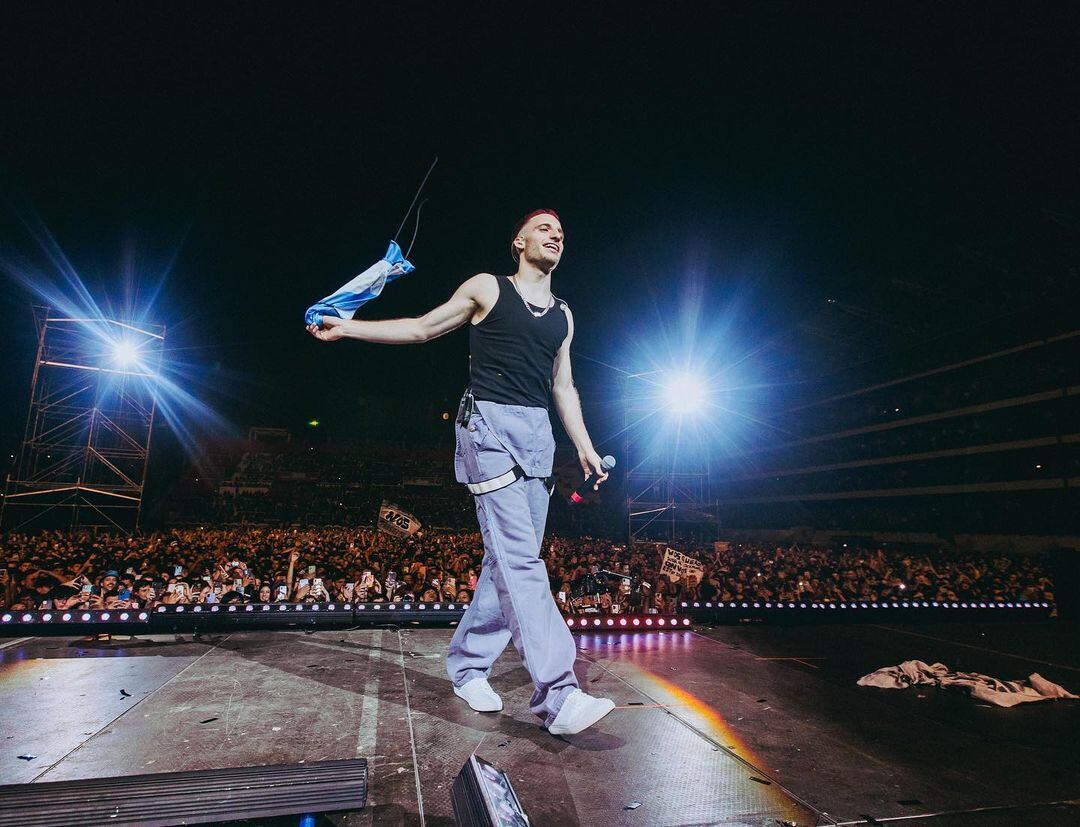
[508,275,554,318]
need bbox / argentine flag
[304,240,415,327]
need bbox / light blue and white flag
[304,240,415,327]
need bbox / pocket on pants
[468,411,496,449]
[456,410,513,484]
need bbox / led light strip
[1,599,1051,630]
[679,600,1051,610]
[1,610,150,623]
[150,601,463,613]
[566,615,692,629]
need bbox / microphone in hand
[569,455,616,503]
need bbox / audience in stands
[0,528,1054,615]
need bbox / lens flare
[663,372,707,416]
[112,339,141,368]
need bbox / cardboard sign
[660,548,704,583]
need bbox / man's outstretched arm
[552,307,609,488]
[307,273,493,345]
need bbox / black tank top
[469,275,570,409]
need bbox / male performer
[308,209,615,735]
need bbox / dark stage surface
[1,620,1078,826]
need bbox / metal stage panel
[398,628,821,826]
[0,639,202,786]
[1,622,1077,826]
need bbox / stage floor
[1,619,1078,826]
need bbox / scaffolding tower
[1,307,165,533]
[623,372,717,545]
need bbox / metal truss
[622,373,717,544]
[1,307,164,533]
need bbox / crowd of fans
[0,526,1054,615]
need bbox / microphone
[569,455,616,503]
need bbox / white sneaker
[547,689,616,736]
[453,677,503,712]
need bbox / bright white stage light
[663,372,707,415]
[112,339,140,368]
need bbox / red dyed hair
[511,209,561,262]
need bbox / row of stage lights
[681,600,1051,610]
[0,602,466,625]
[0,606,689,632]
[147,604,691,630]
[568,616,690,628]
[152,601,466,614]
[148,604,691,630]
[1,599,1052,631]
[2,611,150,624]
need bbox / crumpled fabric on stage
[304,240,415,327]
[857,660,1078,707]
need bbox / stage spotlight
[663,372,707,416]
[452,755,531,827]
[111,339,140,368]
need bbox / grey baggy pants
[446,398,579,725]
